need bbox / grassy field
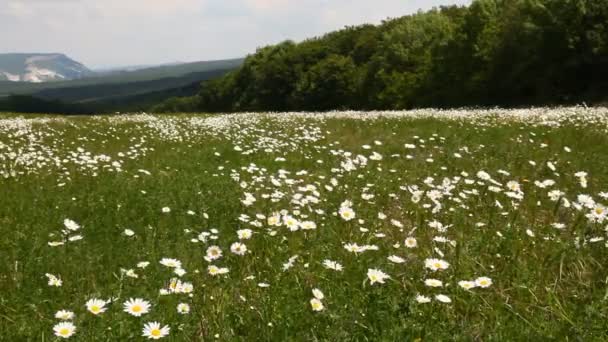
[1,108,607,341]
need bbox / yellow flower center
[151,329,161,337]
[480,280,488,285]
[59,328,70,336]
[434,263,442,268]
[91,306,100,313]
[596,208,604,215]
[132,305,142,312]
[370,275,377,282]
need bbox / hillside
[0,58,243,113]
[0,53,92,82]
[155,0,608,112]
[0,58,244,97]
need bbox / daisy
[123,298,151,317]
[208,265,229,276]
[312,288,324,300]
[424,258,450,271]
[159,258,181,268]
[45,273,62,287]
[267,213,281,226]
[415,295,431,303]
[404,237,418,248]
[587,205,607,223]
[344,243,364,253]
[237,229,253,239]
[55,310,75,321]
[53,321,76,338]
[142,322,170,340]
[475,277,493,288]
[367,268,390,285]
[123,269,139,278]
[137,261,150,268]
[283,215,300,231]
[300,221,317,230]
[68,235,83,242]
[124,229,135,237]
[282,255,298,271]
[85,298,107,315]
[435,294,452,303]
[424,279,443,287]
[205,246,223,261]
[387,255,405,264]
[458,280,476,290]
[177,303,190,314]
[310,298,324,312]
[176,282,194,294]
[230,242,247,255]
[338,206,356,221]
[477,171,491,181]
[63,219,80,231]
[322,259,343,271]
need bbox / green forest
[155,0,608,112]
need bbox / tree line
[154,0,608,113]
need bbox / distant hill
[92,62,184,75]
[34,68,233,111]
[0,57,244,113]
[0,53,92,83]
[0,58,244,97]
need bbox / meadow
[1,108,607,341]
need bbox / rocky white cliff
[0,53,92,83]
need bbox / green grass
[0,110,607,341]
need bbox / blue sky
[0,0,471,68]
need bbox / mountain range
[0,54,244,114]
[0,53,92,83]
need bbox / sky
[0,0,471,68]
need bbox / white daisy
[475,277,493,288]
[123,298,151,317]
[230,242,247,255]
[177,303,190,314]
[367,268,390,285]
[53,321,76,338]
[142,322,170,339]
[159,258,181,268]
[55,310,75,321]
[85,298,107,315]
[310,298,324,311]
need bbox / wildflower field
[1,108,608,341]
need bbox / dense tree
[292,55,357,110]
[155,0,608,113]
